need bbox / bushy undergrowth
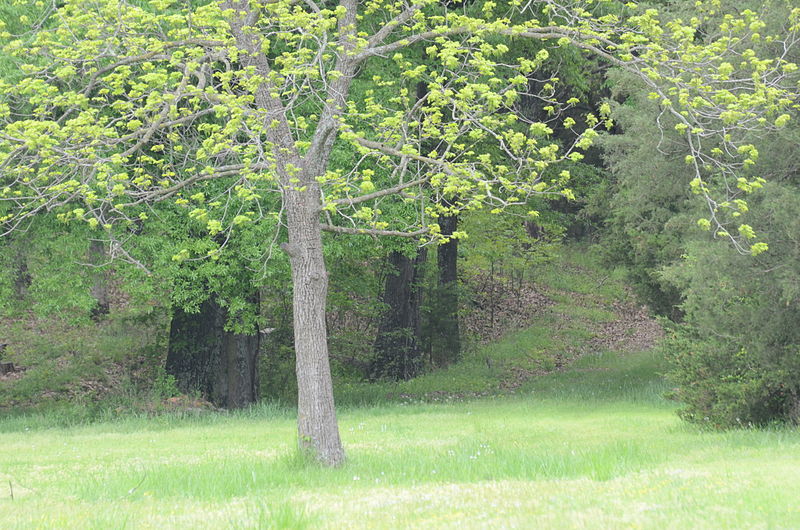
[0,310,177,416]
[663,330,800,428]
[597,29,800,428]
[657,181,800,428]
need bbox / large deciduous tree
[0,0,797,464]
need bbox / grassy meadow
[2,347,800,528]
[2,248,799,528]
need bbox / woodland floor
[336,247,664,406]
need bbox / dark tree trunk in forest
[371,249,427,380]
[88,239,110,320]
[165,294,260,409]
[416,77,460,367]
[430,207,461,366]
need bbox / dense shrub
[663,329,800,427]
[598,20,800,426]
[659,182,800,426]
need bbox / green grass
[521,348,672,403]
[535,245,630,301]
[2,347,800,528]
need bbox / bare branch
[368,3,424,48]
[352,137,459,175]
[82,39,225,97]
[304,0,361,174]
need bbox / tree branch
[356,24,635,71]
[222,0,299,162]
[304,0,361,175]
[81,39,225,97]
[368,3,424,48]
[329,176,429,207]
[352,137,458,174]
[320,224,428,238]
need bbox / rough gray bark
[0,362,15,375]
[223,0,352,465]
[165,295,260,409]
[371,249,427,380]
[283,186,345,466]
[12,244,30,300]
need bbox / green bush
[660,182,800,427]
[595,23,800,427]
[664,329,800,428]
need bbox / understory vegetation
[0,244,627,413]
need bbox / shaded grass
[0,314,165,409]
[535,245,630,301]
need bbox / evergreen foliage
[597,2,800,426]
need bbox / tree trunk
[371,249,427,381]
[430,208,461,366]
[165,294,260,409]
[88,239,111,320]
[284,189,345,466]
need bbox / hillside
[335,245,665,407]
[0,244,661,415]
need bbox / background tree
[371,246,427,380]
[595,1,800,426]
[166,293,261,408]
[599,76,800,427]
[1,0,797,465]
